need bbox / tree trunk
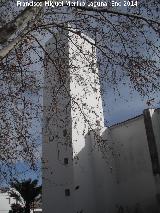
[25,203,30,213]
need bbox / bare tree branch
[72,6,160,26]
[0,2,159,58]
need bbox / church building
[42,28,160,213]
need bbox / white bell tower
[42,28,104,213]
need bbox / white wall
[0,192,16,213]
[43,30,74,213]
[69,31,104,213]
[108,114,159,212]
[42,29,104,213]
[85,111,160,213]
[89,128,117,213]
[42,28,160,213]
[31,209,42,213]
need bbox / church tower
[42,28,104,213]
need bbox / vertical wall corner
[143,109,160,176]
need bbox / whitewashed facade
[0,190,16,213]
[42,29,160,213]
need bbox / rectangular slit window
[64,158,69,165]
[6,198,10,204]
[65,189,70,196]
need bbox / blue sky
[103,79,160,126]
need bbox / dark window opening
[6,198,10,204]
[64,158,69,165]
[65,189,70,196]
[75,185,80,190]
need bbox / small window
[64,158,69,165]
[65,189,70,196]
[6,198,10,204]
[75,185,80,190]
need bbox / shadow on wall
[73,118,160,213]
